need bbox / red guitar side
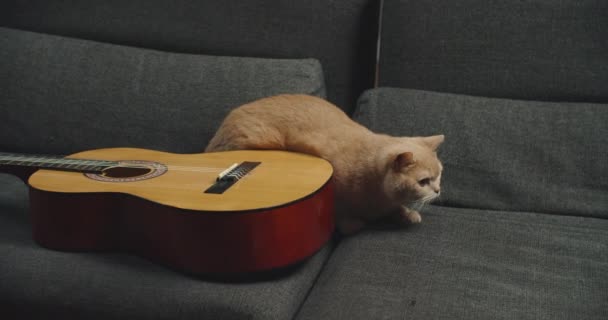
[0,148,335,275]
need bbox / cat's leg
[397,205,422,224]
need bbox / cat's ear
[393,152,415,171]
[420,135,444,151]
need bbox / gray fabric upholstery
[354,88,608,218]
[378,0,608,102]
[297,205,608,320]
[0,0,380,112]
[0,172,333,319]
[0,27,325,155]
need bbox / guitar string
[28,166,320,174]
[1,159,227,172]
[32,173,223,191]
[32,166,323,178]
[2,158,325,173]
[0,157,245,170]
[1,160,324,173]
[0,156,221,167]
[2,160,325,173]
[31,172,299,192]
[34,172,318,193]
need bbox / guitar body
[21,148,334,275]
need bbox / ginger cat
[206,94,444,234]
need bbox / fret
[63,161,81,170]
[0,152,118,173]
[28,157,49,167]
[0,153,27,165]
[72,163,87,171]
[45,158,71,169]
[80,164,97,172]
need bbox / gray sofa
[1,1,606,319]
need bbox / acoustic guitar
[0,148,334,275]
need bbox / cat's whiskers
[408,193,439,211]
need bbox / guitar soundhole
[102,166,152,178]
[85,160,167,182]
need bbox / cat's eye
[418,178,431,186]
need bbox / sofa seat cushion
[297,206,608,320]
[354,88,608,218]
[0,173,334,319]
[0,27,325,155]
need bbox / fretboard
[0,152,118,173]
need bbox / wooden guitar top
[28,148,334,212]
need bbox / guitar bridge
[204,161,261,194]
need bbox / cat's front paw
[399,206,422,224]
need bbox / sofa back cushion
[378,0,608,102]
[355,88,608,218]
[0,0,380,113]
[0,27,325,155]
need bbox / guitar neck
[0,152,117,173]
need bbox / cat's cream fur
[206,94,444,234]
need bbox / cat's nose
[433,187,441,194]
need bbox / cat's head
[382,135,444,207]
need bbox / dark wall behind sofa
[0,0,381,113]
[378,0,608,103]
